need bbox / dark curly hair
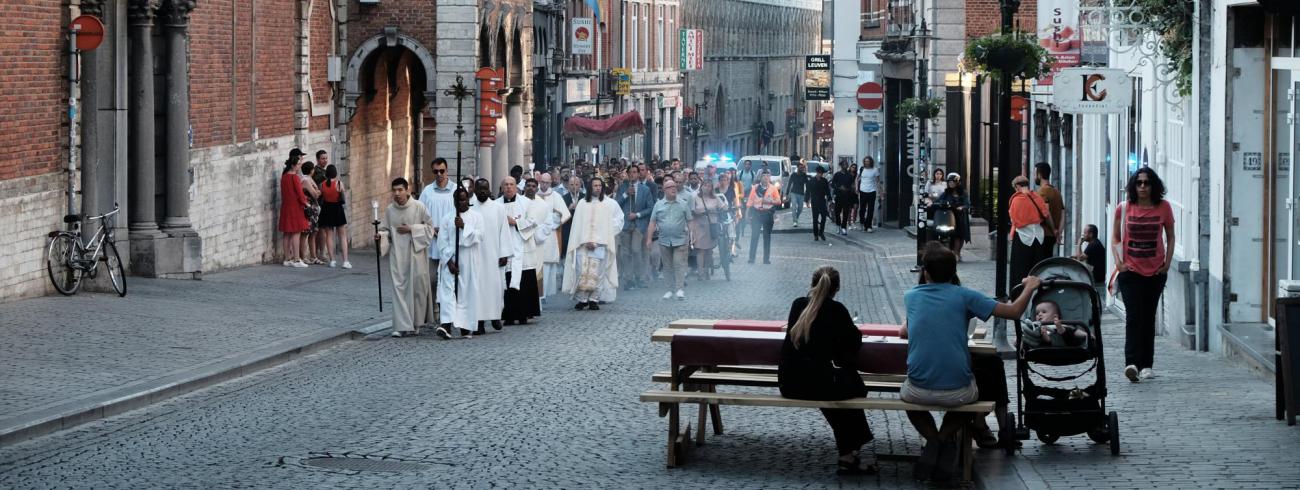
[1125,167,1166,204]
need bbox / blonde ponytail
[791,266,839,349]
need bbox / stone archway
[337,28,438,246]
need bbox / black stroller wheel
[1036,431,1060,445]
[1109,411,1120,455]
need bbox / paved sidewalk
[0,252,392,443]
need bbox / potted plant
[963,31,1055,80]
[895,97,944,122]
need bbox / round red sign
[857,82,883,111]
[70,15,105,51]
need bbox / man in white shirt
[418,158,457,297]
[857,157,882,233]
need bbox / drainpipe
[1194,0,1212,352]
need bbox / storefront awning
[563,110,645,144]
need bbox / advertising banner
[679,29,703,71]
[612,68,632,96]
[1052,68,1133,113]
[571,17,594,55]
[805,55,830,101]
[1038,0,1080,86]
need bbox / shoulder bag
[1106,202,1128,299]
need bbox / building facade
[0,0,536,301]
[680,0,822,165]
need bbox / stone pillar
[161,0,196,230]
[127,0,161,236]
[508,103,524,170]
[493,115,509,183]
[80,0,109,219]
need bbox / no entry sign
[70,15,105,51]
[857,82,883,111]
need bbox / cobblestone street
[0,221,1297,488]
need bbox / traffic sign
[70,15,105,51]
[863,122,880,133]
[857,82,883,111]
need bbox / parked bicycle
[46,204,126,296]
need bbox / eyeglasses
[431,169,447,174]
[1135,179,1151,187]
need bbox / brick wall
[346,52,417,246]
[349,0,436,52]
[0,174,64,300]
[0,2,65,181]
[964,0,1036,39]
[191,0,298,148]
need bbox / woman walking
[1008,175,1053,286]
[690,179,725,281]
[1114,168,1175,383]
[318,164,352,269]
[937,173,971,260]
[278,149,310,268]
[778,266,877,475]
[857,157,881,232]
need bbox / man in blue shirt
[645,178,693,300]
[900,242,1039,479]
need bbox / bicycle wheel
[103,240,127,297]
[46,233,83,295]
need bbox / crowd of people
[277,149,352,270]
[306,152,805,339]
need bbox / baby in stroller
[1023,300,1089,348]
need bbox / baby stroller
[1010,257,1120,456]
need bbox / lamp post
[910,18,933,272]
[994,0,1020,303]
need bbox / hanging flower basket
[964,31,1055,80]
[895,97,944,122]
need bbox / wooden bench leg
[960,421,975,482]
[666,402,679,468]
[696,402,708,446]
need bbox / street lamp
[910,16,933,272]
[994,0,1021,303]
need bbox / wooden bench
[666,319,990,341]
[640,389,994,481]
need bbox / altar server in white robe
[469,178,513,333]
[418,158,457,292]
[375,178,436,337]
[536,173,571,300]
[563,176,619,309]
[433,187,481,339]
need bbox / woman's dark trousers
[1118,271,1168,369]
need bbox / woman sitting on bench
[900,242,1039,481]
[777,266,878,476]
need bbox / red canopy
[563,110,645,144]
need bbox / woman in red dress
[279,149,311,268]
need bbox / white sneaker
[1124,365,1139,383]
[292,260,309,268]
[867,228,875,233]
[1139,368,1156,379]
[329,260,337,268]
[675,289,685,300]
[342,261,353,269]
[283,260,293,267]
[663,291,673,300]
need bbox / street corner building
[0,0,538,300]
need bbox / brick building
[0,0,533,300]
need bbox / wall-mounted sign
[1038,0,1081,85]
[476,67,505,147]
[679,29,703,71]
[612,68,632,96]
[805,55,830,101]
[571,17,594,55]
[1052,68,1133,113]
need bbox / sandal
[836,454,879,476]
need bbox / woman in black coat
[778,266,877,475]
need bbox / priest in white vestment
[498,177,545,324]
[469,178,512,332]
[375,178,436,337]
[434,187,481,339]
[562,177,619,309]
[536,173,571,300]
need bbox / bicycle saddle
[63,214,81,223]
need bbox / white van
[737,155,791,182]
